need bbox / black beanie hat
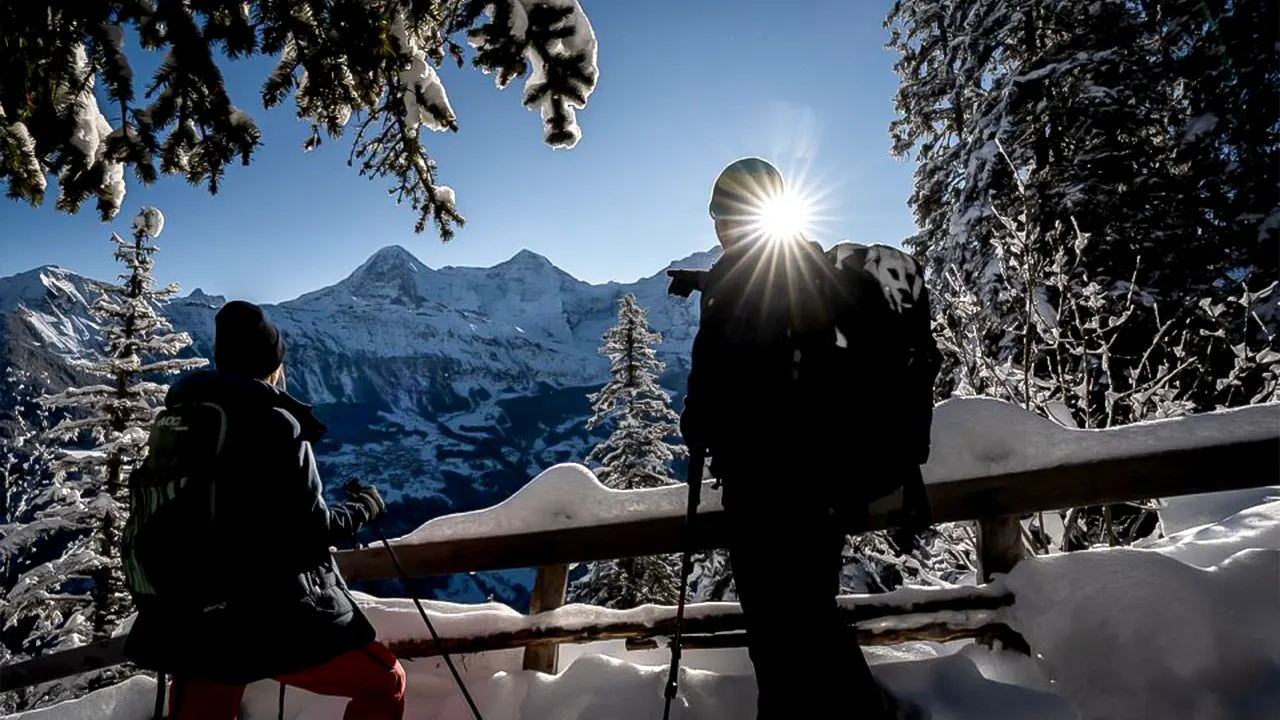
[214,300,286,379]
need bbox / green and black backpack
[121,402,230,611]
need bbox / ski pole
[662,447,707,720]
[371,521,485,720]
[153,671,166,719]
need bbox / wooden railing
[335,434,1278,583]
[3,420,1276,693]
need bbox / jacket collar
[166,369,327,444]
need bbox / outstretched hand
[344,478,386,525]
[666,268,707,298]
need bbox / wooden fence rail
[388,586,1018,659]
[334,436,1278,583]
[3,433,1276,693]
[2,586,1015,693]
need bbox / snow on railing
[924,397,1278,484]
[359,581,1021,660]
[391,397,1280,547]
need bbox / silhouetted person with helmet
[677,158,929,719]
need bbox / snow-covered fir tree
[0,207,207,708]
[583,294,684,491]
[885,0,1278,551]
[0,0,598,239]
[0,369,64,714]
[1,368,57,529]
[886,0,1278,422]
[569,294,685,609]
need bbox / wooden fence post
[976,515,1031,653]
[977,515,1026,582]
[522,563,569,674]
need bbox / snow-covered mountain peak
[0,266,96,313]
[350,244,430,280]
[367,244,426,269]
[456,248,576,289]
[329,244,437,308]
[180,288,226,308]
[496,248,556,271]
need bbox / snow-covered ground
[11,490,1278,720]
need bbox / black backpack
[121,402,231,611]
[823,242,941,466]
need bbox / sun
[755,189,814,242]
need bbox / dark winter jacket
[123,370,377,684]
[680,237,938,501]
[681,238,847,470]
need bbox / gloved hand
[344,478,386,525]
[666,268,707,298]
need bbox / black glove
[666,268,707,298]
[344,478,386,525]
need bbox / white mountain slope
[0,245,719,606]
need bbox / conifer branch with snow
[0,208,207,709]
[1,1,598,240]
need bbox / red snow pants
[168,641,406,719]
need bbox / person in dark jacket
[678,158,926,719]
[123,301,405,720]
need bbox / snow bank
[2,676,156,720]
[1005,547,1280,720]
[924,397,1278,484]
[1156,486,1280,536]
[1144,499,1280,569]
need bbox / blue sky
[0,0,916,304]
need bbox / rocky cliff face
[0,244,720,606]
